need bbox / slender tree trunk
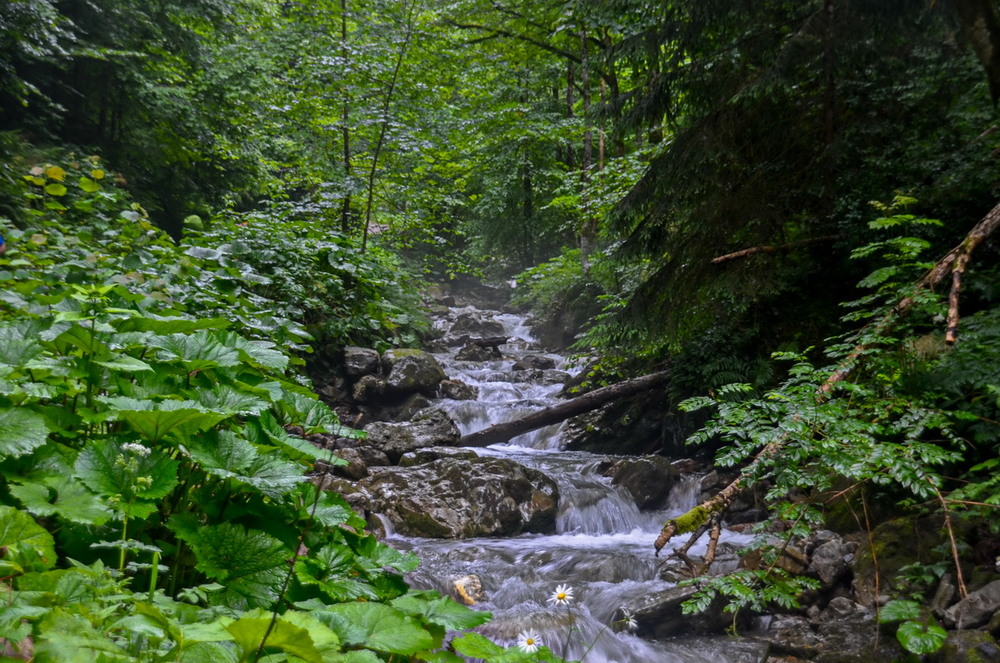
[579,24,595,272]
[362,0,417,253]
[339,0,353,234]
[950,0,1000,104]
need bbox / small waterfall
[388,299,754,662]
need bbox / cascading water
[385,303,756,662]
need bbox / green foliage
[879,599,948,655]
[0,155,533,662]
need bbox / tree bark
[950,0,1000,104]
[459,370,671,447]
[655,200,1000,556]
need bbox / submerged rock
[603,455,677,510]
[357,456,559,538]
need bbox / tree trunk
[950,0,1000,104]
[459,370,670,447]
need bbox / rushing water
[384,304,756,662]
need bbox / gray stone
[810,538,849,586]
[931,573,957,617]
[357,456,559,538]
[381,349,447,397]
[456,343,500,362]
[929,630,1000,663]
[352,374,383,402]
[363,406,461,463]
[603,455,677,510]
[512,354,556,371]
[449,311,505,337]
[943,579,1000,628]
[620,584,742,638]
[440,379,478,400]
[343,346,380,378]
[398,447,479,466]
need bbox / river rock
[943,579,1000,628]
[440,378,478,400]
[398,447,479,466]
[343,346,381,378]
[809,536,850,586]
[513,354,556,370]
[357,456,559,538]
[602,455,677,510]
[351,374,383,402]
[363,406,460,462]
[381,349,447,398]
[750,612,904,662]
[449,311,506,337]
[929,630,1000,663]
[624,584,740,637]
[456,342,501,361]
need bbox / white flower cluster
[121,442,151,457]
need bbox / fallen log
[459,370,671,447]
[655,200,1000,560]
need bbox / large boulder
[620,584,743,638]
[343,346,381,378]
[943,579,1000,629]
[449,311,506,337]
[363,407,461,463]
[381,349,447,398]
[602,455,677,510]
[357,456,559,538]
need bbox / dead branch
[710,235,839,264]
[655,201,1000,559]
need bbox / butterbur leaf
[879,599,922,623]
[148,331,241,371]
[318,602,435,654]
[117,314,231,334]
[275,389,343,434]
[101,397,228,442]
[0,407,50,460]
[451,633,504,658]
[896,620,948,654]
[75,439,179,503]
[0,506,56,572]
[95,354,154,372]
[188,384,269,416]
[186,430,257,474]
[214,331,289,372]
[226,610,340,663]
[251,411,323,461]
[34,609,131,663]
[182,523,289,609]
[391,592,492,631]
[10,476,112,525]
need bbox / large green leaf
[181,523,289,609]
[391,592,491,631]
[184,431,303,498]
[75,439,179,503]
[33,608,131,663]
[101,397,229,442]
[225,609,341,663]
[215,331,289,372]
[0,408,50,461]
[117,314,232,334]
[318,603,435,655]
[10,476,112,525]
[275,389,344,435]
[148,331,241,371]
[188,384,269,416]
[0,506,56,573]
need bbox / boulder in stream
[357,456,559,538]
[343,346,381,378]
[448,311,506,337]
[363,406,461,463]
[381,349,447,398]
[602,455,677,510]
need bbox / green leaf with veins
[100,397,228,442]
[0,408,50,461]
[75,439,179,503]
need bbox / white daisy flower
[618,606,638,632]
[516,630,542,653]
[547,583,574,606]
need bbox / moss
[671,503,720,534]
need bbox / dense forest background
[3,0,1000,660]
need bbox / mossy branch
[655,201,1000,561]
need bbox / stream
[381,301,760,662]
